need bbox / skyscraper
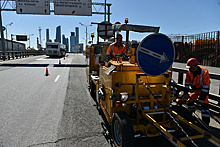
[62,34,69,52]
[46,29,50,42]
[70,27,80,52]
[66,38,69,52]
[70,32,76,52]
[55,26,61,43]
[62,34,66,44]
[75,27,79,46]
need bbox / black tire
[89,79,96,100]
[111,111,134,147]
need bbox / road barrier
[170,31,220,67]
[172,67,220,117]
[0,50,44,61]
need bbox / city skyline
[45,26,81,52]
[1,0,220,49]
[70,27,81,52]
[55,26,61,43]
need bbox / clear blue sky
[1,0,220,49]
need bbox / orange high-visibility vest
[106,43,127,60]
[185,66,210,92]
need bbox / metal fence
[169,31,220,67]
[0,38,26,51]
[0,50,45,60]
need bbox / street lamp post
[11,34,14,59]
[6,22,13,39]
[28,34,34,48]
[79,22,92,48]
[6,22,13,50]
[0,9,6,60]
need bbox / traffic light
[91,33,94,38]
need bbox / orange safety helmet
[186,58,199,68]
[116,34,122,39]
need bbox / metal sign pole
[0,6,6,60]
[104,0,106,21]
[86,26,87,48]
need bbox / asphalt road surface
[0,54,219,147]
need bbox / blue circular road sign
[137,33,175,76]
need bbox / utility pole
[104,0,106,21]
[39,27,42,50]
[0,6,6,60]
[11,34,14,59]
[86,26,87,47]
[28,34,34,48]
[79,22,92,48]
[6,22,13,51]
[6,22,13,39]
[11,34,13,51]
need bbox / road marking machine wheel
[89,79,96,100]
[111,111,135,147]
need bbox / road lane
[56,67,111,147]
[0,54,219,147]
[0,55,71,147]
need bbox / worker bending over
[183,58,210,125]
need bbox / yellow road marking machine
[86,19,220,147]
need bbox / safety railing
[172,67,220,117]
[0,50,45,60]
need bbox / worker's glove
[182,94,189,100]
[122,53,126,57]
[122,53,129,61]
[106,55,114,61]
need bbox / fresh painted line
[54,75,60,82]
[36,58,43,60]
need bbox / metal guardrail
[172,67,220,117]
[0,51,44,60]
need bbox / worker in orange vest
[183,58,210,125]
[106,34,127,61]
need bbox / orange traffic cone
[45,67,50,76]
[59,59,61,64]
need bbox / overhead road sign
[16,35,28,41]
[137,33,175,76]
[16,0,50,15]
[54,0,92,16]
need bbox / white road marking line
[54,63,72,64]
[36,58,43,60]
[54,75,60,82]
